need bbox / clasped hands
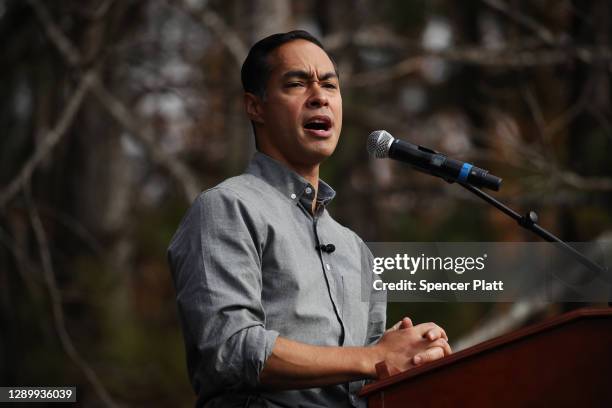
[371,317,451,378]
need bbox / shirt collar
[246,152,336,209]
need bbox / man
[168,30,451,407]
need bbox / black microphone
[316,244,336,253]
[367,130,502,191]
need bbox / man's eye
[286,82,304,88]
[323,83,338,89]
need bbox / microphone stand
[458,182,611,307]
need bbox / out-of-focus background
[1,0,611,406]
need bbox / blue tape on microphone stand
[458,163,473,182]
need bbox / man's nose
[306,85,329,108]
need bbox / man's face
[249,39,342,170]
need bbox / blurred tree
[1,0,610,406]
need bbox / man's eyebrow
[281,70,338,81]
[319,72,338,81]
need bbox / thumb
[412,347,444,366]
[399,317,413,329]
[388,316,413,332]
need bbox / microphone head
[367,130,395,158]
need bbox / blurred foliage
[1,0,611,406]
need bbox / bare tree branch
[90,76,201,199]
[24,184,120,408]
[557,171,612,192]
[0,72,95,209]
[483,109,612,192]
[75,0,117,20]
[172,0,248,67]
[0,225,43,300]
[481,0,559,45]
[344,46,612,88]
[26,0,81,66]
[27,0,202,201]
[481,0,612,71]
[544,96,588,138]
[346,57,423,87]
[324,26,420,52]
[520,84,548,140]
[36,204,106,257]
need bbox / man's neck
[291,164,319,192]
[258,148,320,213]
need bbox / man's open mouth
[303,116,332,132]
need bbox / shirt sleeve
[167,187,279,400]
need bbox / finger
[412,346,445,366]
[399,317,413,329]
[415,322,446,338]
[423,328,442,341]
[428,338,452,356]
[389,317,409,331]
[440,328,448,341]
[388,321,402,331]
[388,317,413,332]
[425,328,448,342]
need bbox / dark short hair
[241,30,338,98]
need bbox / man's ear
[244,92,265,125]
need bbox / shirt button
[290,193,296,199]
[305,187,312,195]
[325,263,331,270]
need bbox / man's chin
[303,144,337,164]
[305,135,339,155]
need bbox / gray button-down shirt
[168,152,386,407]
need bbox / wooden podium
[359,308,612,407]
